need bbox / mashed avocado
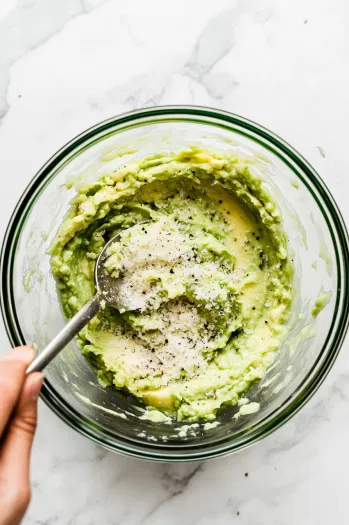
[50,147,293,421]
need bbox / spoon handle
[26,296,101,374]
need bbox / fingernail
[2,346,35,365]
[29,373,45,400]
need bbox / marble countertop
[0,0,349,523]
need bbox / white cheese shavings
[101,216,238,386]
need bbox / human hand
[0,346,44,525]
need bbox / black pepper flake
[219,200,222,204]
[252,307,256,310]
[170,269,174,274]
[256,236,260,240]
[265,320,268,324]
[244,472,249,477]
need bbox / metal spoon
[26,226,140,374]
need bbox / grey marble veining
[0,0,348,523]
[0,0,107,119]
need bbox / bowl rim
[1,105,349,461]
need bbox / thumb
[0,373,44,490]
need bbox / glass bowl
[1,106,348,461]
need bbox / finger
[0,373,44,493]
[0,346,35,436]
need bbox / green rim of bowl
[1,106,348,461]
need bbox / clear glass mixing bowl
[1,106,348,461]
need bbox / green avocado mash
[50,147,293,421]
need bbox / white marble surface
[0,0,349,523]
